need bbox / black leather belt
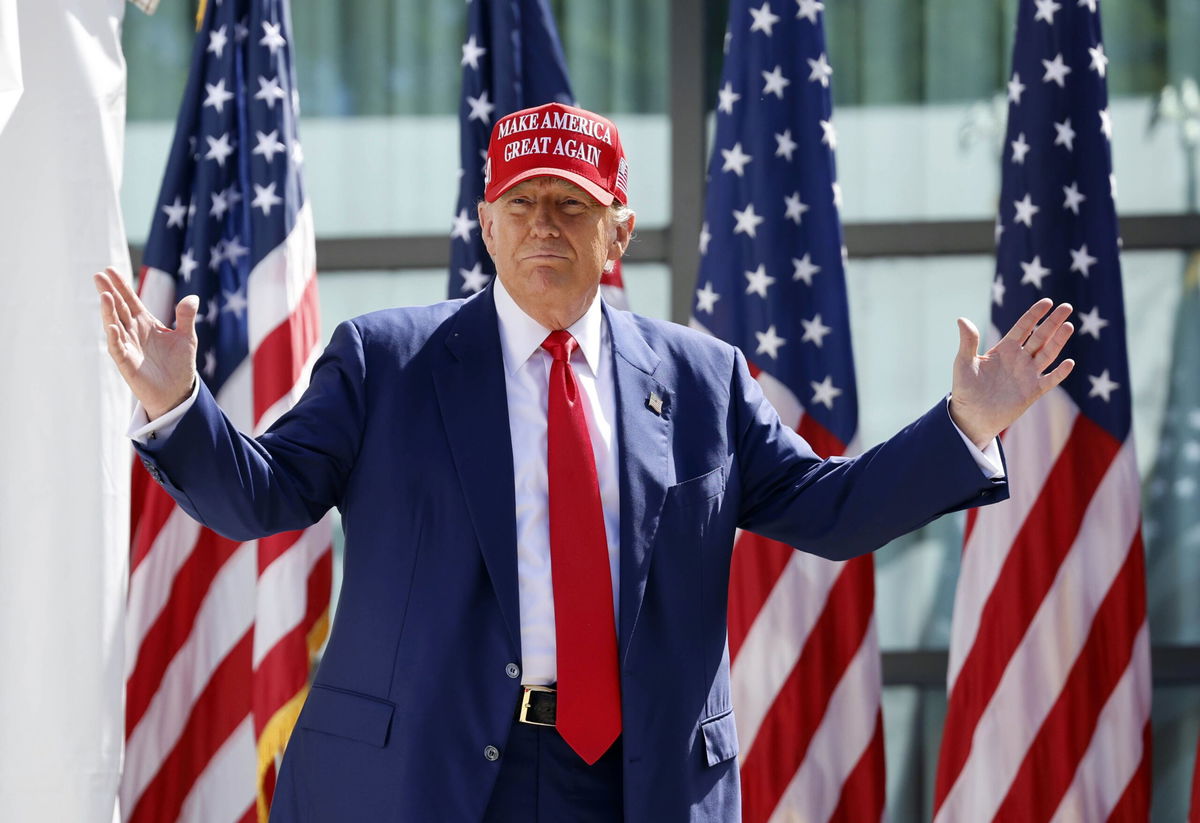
[517,685,556,727]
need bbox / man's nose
[530,201,560,235]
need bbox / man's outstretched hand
[949,298,1076,449]
[94,266,199,420]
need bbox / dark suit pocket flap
[299,685,395,748]
[700,710,739,767]
[667,465,726,509]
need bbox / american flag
[123,0,332,821]
[690,2,886,821]
[934,1,1151,820]
[449,0,629,308]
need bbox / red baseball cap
[483,102,630,206]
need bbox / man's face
[478,177,632,329]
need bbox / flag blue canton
[141,0,305,394]
[693,0,857,447]
[994,0,1130,441]
[448,0,575,298]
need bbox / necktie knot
[541,330,577,363]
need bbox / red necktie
[541,330,622,765]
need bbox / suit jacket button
[483,745,500,762]
[505,663,520,679]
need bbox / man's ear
[477,201,494,256]
[609,212,635,264]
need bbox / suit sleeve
[133,319,368,541]
[730,347,1009,560]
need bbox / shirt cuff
[128,377,200,445]
[944,397,1004,480]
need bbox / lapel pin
[647,392,664,416]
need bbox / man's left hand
[949,298,1075,449]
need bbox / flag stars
[1042,53,1072,87]
[820,119,837,149]
[451,208,478,241]
[223,236,248,265]
[1011,132,1031,164]
[744,264,776,298]
[1088,369,1120,402]
[1008,73,1026,104]
[784,192,809,224]
[255,76,288,109]
[1013,193,1040,227]
[260,21,286,55]
[162,196,188,228]
[732,203,765,237]
[755,325,787,359]
[695,281,720,314]
[807,53,833,87]
[717,82,741,115]
[795,0,824,23]
[1077,306,1109,339]
[205,133,235,167]
[721,142,753,176]
[792,253,820,285]
[203,79,235,113]
[749,2,781,35]
[995,218,1005,244]
[253,129,287,163]
[1099,108,1113,140]
[461,35,487,70]
[207,25,228,59]
[810,376,843,409]
[699,222,712,255]
[223,288,248,319]
[1089,44,1108,76]
[291,140,304,166]
[800,314,833,347]
[774,129,798,160]
[992,274,1006,306]
[1062,181,1086,214]
[210,188,230,219]
[251,182,283,216]
[1020,255,1051,289]
[209,241,226,271]
[832,182,843,208]
[1034,0,1062,23]
[1070,244,1098,276]
[762,65,791,98]
[467,90,496,124]
[1054,118,1076,151]
[203,349,218,379]
[178,249,198,282]
[1078,0,1097,12]
[459,263,490,294]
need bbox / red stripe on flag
[827,708,886,823]
[127,631,253,823]
[962,506,979,549]
[258,530,302,575]
[796,413,847,462]
[253,621,312,738]
[126,530,243,735]
[738,556,875,823]
[934,415,1121,808]
[237,803,257,823]
[992,531,1147,823]
[252,273,320,425]
[728,534,793,661]
[130,466,179,573]
[1107,721,1152,822]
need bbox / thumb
[956,316,980,364]
[175,295,201,340]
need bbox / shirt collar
[493,275,605,378]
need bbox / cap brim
[486,167,616,206]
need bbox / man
[95,103,1075,822]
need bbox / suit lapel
[605,306,671,665]
[432,287,522,653]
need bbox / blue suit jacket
[136,285,1007,822]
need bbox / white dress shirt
[130,279,1002,687]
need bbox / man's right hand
[94,266,199,421]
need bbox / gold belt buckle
[518,685,556,727]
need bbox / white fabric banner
[0,1,129,821]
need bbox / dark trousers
[482,721,624,822]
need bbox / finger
[1039,357,1075,392]
[1000,298,1054,347]
[96,269,136,332]
[175,295,201,340]
[1025,302,1073,355]
[1033,321,1074,370]
[105,266,155,325]
[956,317,981,362]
